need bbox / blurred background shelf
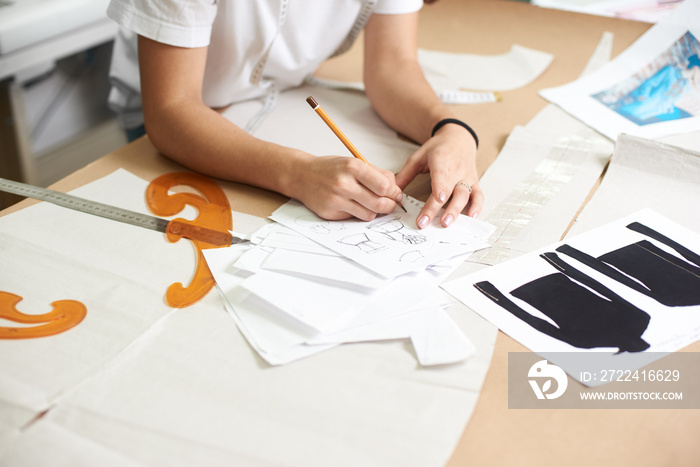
[0,0,125,209]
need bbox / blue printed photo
[592,31,700,126]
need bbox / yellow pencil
[306,96,407,213]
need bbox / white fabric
[0,169,495,467]
[107,0,423,128]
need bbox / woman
[106,0,483,228]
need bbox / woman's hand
[363,14,485,229]
[289,155,404,221]
[395,123,483,229]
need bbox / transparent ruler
[0,177,242,246]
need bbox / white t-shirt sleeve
[106,0,217,48]
[373,0,424,14]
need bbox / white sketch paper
[204,235,473,366]
[270,197,494,279]
[540,0,700,140]
[442,209,700,385]
[308,304,476,366]
[261,248,389,290]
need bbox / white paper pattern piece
[306,44,553,102]
[270,197,494,279]
[305,46,553,94]
[442,209,700,386]
[540,0,700,140]
[418,45,554,92]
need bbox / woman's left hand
[395,122,483,229]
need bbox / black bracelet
[431,118,479,148]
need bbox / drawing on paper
[591,31,700,125]
[400,250,424,263]
[337,216,429,257]
[367,216,427,245]
[295,215,346,234]
[271,196,495,279]
[338,233,387,254]
[474,222,700,353]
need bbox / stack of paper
[204,196,495,366]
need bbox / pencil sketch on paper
[400,250,424,263]
[366,216,427,245]
[271,196,495,278]
[294,215,346,235]
[591,31,700,126]
[336,216,429,258]
[338,233,387,254]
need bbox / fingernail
[472,212,479,220]
[443,214,453,227]
[418,215,429,229]
[396,192,404,202]
[438,191,446,203]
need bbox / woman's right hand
[288,155,404,221]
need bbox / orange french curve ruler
[0,291,87,339]
[1,175,246,309]
[0,176,245,247]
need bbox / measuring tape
[437,89,501,105]
[304,75,501,106]
[0,177,242,246]
[330,0,377,59]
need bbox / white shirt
[107,0,423,129]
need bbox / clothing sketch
[367,216,427,245]
[473,221,700,352]
[338,233,386,254]
[475,251,651,353]
[556,223,700,307]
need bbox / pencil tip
[399,203,407,213]
[306,96,318,109]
